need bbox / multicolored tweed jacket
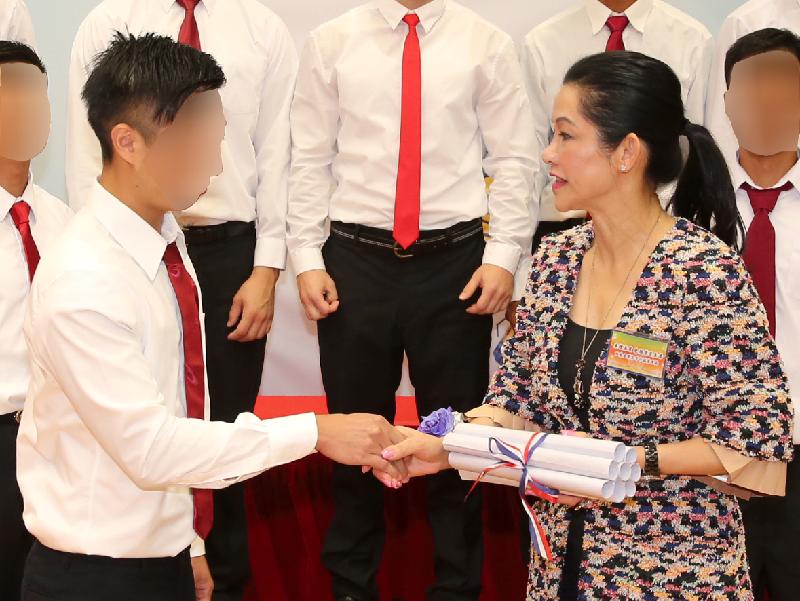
[484,218,794,601]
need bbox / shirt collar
[585,0,653,35]
[732,150,800,191]
[375,0,447,33]
[161,0,216,15]
[89,182,183,281]
[0,173,34,221]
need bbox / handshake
[314,414,449,486]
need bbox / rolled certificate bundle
[443,422,640,503]
[450,453,621,501]
[453,423,636,464]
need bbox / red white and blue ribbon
[466,432,559,561]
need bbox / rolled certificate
[449,453,620,501]
[451,423,632,463]
[444,431,622,480]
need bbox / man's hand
[460,264,514,315]
[297,270,339,321]
[371,426,450,487]
[228,267,279,342]
[191,555,214,601]
[316,414,408,484]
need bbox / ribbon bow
[467,432,558,561]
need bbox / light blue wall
[28,0,748,202]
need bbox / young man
[706,0,800,170]
[18,32,407,601]
[288,1,535,599]
[723,27,800,601]
[522,0,712,253]
[0,0,35,47]
[66,2,298,598]
[0,41,72,601]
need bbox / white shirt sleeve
[32,271,319,492]
[705,15,742,165]
[684,31,713,125]
[8,0,36,48]
[478,38,536,276]
[252,20,299,270]
[287,33,339,275]
[65,22,105,210]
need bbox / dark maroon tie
[741,182,793,336]
[605,15,629,52]
[163,242,213,539]
[10,200,40,281]
[176,0,202,50]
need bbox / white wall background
[26,0,749,396]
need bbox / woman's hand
[369,426,451,488]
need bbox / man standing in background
[706,0,800,170]
[288,1,535,599]
[65,2,297,599]
[0,0,35,47]
[723,27,800,601]
[0,41,73,601]
[521,0,712,257]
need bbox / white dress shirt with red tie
[65,0,297,269]
[732,151,800,444]
[0,179,72,417]
[288,0,536,297]
[17,183,319,559]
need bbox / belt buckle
[392,241,414,259]
[14,410,22,424]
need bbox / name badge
[607,330,669,379]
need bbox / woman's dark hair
[563,51,743,248]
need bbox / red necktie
[742,182,793,337]
[163,242,213,540]
[177,0,202,50]
[10,200,40,282]
[394,14,422,250]
[605,15,629,52]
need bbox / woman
[376,52,794,601]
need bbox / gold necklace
[573,211,663,404]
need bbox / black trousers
[186,222,267,601]
[319,230,492,601]
[21,542,194,601]
[740,448,800,601]
[0,417,31,601]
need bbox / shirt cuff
[190,536,205,558]
[259,412,319,465]
[290,247,326,275]
[482,241,521,276]
[254,236,288,270]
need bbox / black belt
[183,221,255,246]
[329,218,484,259]
[31,541,190,571]
[0,411,22,425]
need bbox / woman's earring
[620,164,629,173]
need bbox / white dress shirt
[17,182,319,559]
[288,0,536,284]
[65,0,297,269]
[0,0,35,47]
[732,152,800,443]
[522,0,713,225]
[705,0,800,171]
[0,179,71,416]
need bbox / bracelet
[644,442,660,477]
[418,407,464,437]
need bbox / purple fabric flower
[418,407,456,437]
